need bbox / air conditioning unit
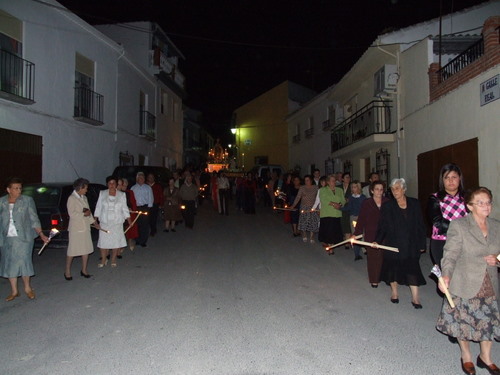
[374,64,398,97]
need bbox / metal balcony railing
[139,110,156,140]
[305,127,314,138]
[0,49,35,104]
[331,100,392,152]
[74,86,104,125]
[292,134,301,143]
[438,37,484,82]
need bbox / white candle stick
[37,228,60,255]
[325,235,363,250]
[124,211,143,234]
[431,265,455,308]
[353,239,399,252]
[273,206,297,211]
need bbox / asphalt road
[1,201,498,375]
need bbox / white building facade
[0,0,185,184]
[288,1,499,219]
[287,87,338,176]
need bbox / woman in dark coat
[163,177,183,232]
[353,181,389,287]
[375,178,427,308]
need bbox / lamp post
[230,128,238,169]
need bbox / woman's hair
[389,178,407,190]
[351,181,362,192]
[437,163,464,200]
[106,175,117,184]
[319,176,327,185]
[303,174,313,183]
[464,187,492,208]
[73,178,89,191]
[370,181,385,196]
[5,177,22,188]
[342,172,351,179]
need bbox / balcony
[151,48,185,91]
[438,37,484,82]
[0,49,35,104]
[73,87,104,126]
[139,110,156,140]
[292,134,301,143]
[305,127,314,138]
[331,100,392,152]
[322,119,331,131]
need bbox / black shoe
[477,355,500,375]
[171,229,176,232]
[64,273,72,281]
[354,256,363,261]
[80,271,91,278]
[371,284,378,288]
[117,255,122,259]
[163,229,169,232]
[141,243,147,247]
[412,302,423,309]
[391,298,399,304]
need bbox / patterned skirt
[298,210,320,232]
[436,273,500,342]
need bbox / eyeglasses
[472,201,492,207]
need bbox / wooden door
[417,138,478,233]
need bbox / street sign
[480,74,499,106]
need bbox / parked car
[112,165,171,187]
[22,182,106,249]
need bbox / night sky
[58,0,487,137]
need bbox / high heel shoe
[5,292,20,302]
[64,273,73,281]
[461,359,476,375]
[477,355,500,375]
[412,302,423,309]
[80,271,91,278]
[26,290,35,299]
[97,260,108,268]
[390,298,399,304]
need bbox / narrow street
[1,201,498,375]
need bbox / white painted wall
[0,0,121,183]
[0,1,184,183]
[287,90,334,175]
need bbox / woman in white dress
[94,176,131,268]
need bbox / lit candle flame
[352,220,357,228]
[181,205,186,210]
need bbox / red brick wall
[429,16,500,102]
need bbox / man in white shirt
[130,172,153,247]
[362,172,380,197]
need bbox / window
[305,116,314,138]
[0,10,34,103]
[139,91,156,139]
[74,53,102,124]
[161,90,168,114]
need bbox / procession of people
[0,162,498,374]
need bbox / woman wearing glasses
[436,187,500,375]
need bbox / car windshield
[23,185,61,208]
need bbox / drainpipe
[376,41,401,177]
[115,48,125,142]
